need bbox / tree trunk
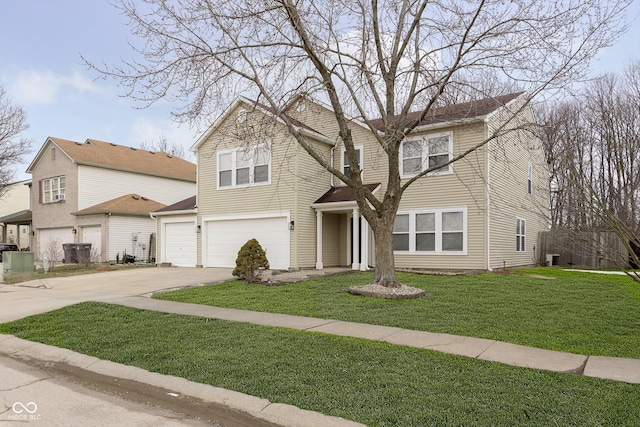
[371,219,400,288]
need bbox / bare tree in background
[539,61,640,282]
[0,84,31,198]
[88,0,631,287]
[140,135,189,160]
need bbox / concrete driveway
[0,267,233,323]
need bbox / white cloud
[9,68,110,105]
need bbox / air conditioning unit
[55,194,66,201]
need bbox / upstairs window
[42,176,66,203]
[217,144,271,189]
[341,145,363,182]
[401,133,452,177]
[527,163,533,195]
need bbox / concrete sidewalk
[109,296,640,385]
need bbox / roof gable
[27,137,196,182]
[72,194,166,216]
[191,97,333,152]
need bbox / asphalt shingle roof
[154,195,197,213]
[47,138,196,182]
[369,92,524,131]
[72,194,166,216]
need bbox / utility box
[546,253,560,267]
[63,243,92,264]
[2,251,36,278]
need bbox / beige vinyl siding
[487,103,549,269]
[392,123,488,270]
[321,213,342,266]
[196,104,331,269]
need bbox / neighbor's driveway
[0,267,233,323]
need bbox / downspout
[329,142,337,187]
[486,125,492,271]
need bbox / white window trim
[394,207,467,255]
[516,217,526,252]
[340,144,363,184]
[400,132,453,178]
[216,143,271,190]
[42,176,66,204]
[527,163,533,195]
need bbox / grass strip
[155,268,640,358]
[1,302,638,427]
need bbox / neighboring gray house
[155,93,549,271]
[26,137,196,262]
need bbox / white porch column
[315,210,323,269]
[360,216,369,271]
[352,208,360,270]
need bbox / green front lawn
[0,302,637,427]
[155,268,640,358]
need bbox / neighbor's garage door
[39,227,74,262]
[81,226,102,261]
[164,221,197,267]
[205,217,290,269]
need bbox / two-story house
[27,138,196,262]
[154,93,549,271]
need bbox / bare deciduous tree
[88,0,631,287]
[540,61,640,282]
[0,84,31,198]
[140,135,189,160]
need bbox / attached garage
[204,214,290,270]
[163,219,197,267]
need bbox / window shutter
[38,180,43,204]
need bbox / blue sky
[1,0,639,180]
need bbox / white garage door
[39,227,74,262]
[205,216,290,269]
[81,226,101,261]
[164,221,197,267]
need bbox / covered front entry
[311,184,379,271]
[203,213,290,270]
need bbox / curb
[0,334,365,427]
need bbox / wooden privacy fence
[537,230,629,270]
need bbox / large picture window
[217,144,271,189]
[393,208,466,253]
[401,133,452,177]
[42,176,66,203]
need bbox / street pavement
[1,355,211,426]
[1,266,639,426]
